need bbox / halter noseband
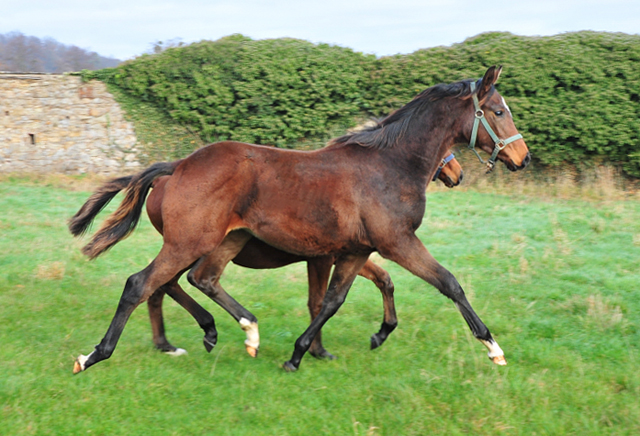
[432,152,455,182]
[468,81,523,172]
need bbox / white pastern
[165,348,188,356]
[480,339,507,365]
[239,318,260,349]
[480,339,504,358]
[77,351,92,368]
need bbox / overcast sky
[1,0,639,60]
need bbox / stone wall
[0,72,141,175]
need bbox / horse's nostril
[523,153,531,167]
[459,171,464,183]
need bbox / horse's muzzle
[505,152,531,172]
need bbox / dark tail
[71,161,181,260]
[68,175,133,237]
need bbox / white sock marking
[76,351,94,371]
[480,339,504,358]
[239,318,260,349]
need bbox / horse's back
[166,141,368,254]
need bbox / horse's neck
[399,112,462,187]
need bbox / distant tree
[147,38,185,55]
[0,31,120,73]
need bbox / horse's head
[467,66,530,172]
[433,153,463,188]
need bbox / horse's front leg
[380,235,506,365]
[284,253,370,372]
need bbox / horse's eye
[495,110,504,116]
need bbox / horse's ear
[477,65,503,101]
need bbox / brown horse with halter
[70,66,529,373]
[71,153,462,360]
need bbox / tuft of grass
[35,261,66,280]
[584,294,626,331]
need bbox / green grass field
[1,176,639,435]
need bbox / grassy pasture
[1,175,639,435]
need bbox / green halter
[468,81,523,172]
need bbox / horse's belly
[245,211,367,257]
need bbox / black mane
[330,80,475,150]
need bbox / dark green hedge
[85,35,373,148]
[82,31,640,177]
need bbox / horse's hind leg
[186,231,261,357]
[357,260,398,350]
[284,253,370,372]
[306,257,337,360]
[380,235,506,366]
[74,249,194,373]
[147,286,184,354]
[148,278,219,354]
[163,281,218,352]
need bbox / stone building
[0,72,140,175]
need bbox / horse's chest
[396,187,426,221]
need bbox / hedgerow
[84,35,373,148]
[81,31,640,177]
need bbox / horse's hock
[0,72,140,175]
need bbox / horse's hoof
[323,352,337,361]
[245,344,259,358]
[203,338,216,353]
[73,353,90,374]
[282,361,298,372]
[309,349,337,360]
[164,348,188,356]
[491,355,507,366]
[370,334,383,350]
